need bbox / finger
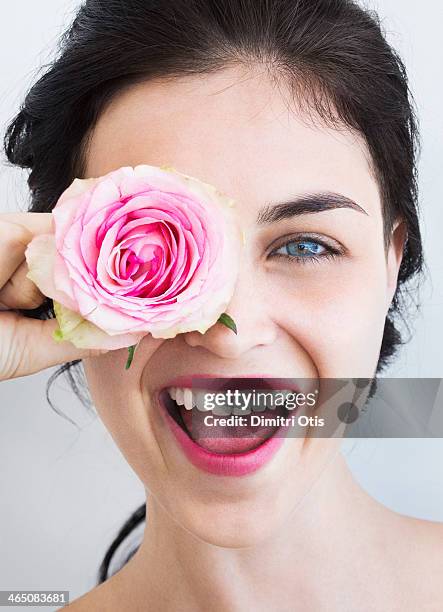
[0,221,33,289]
[0,261,46,310]
[0,212,53,236]
[1,314,109,381]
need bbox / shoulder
[401,515,443,558]
[361,503,443,609]
[60,558,142,612]
[414,517,443,566]
[61,590,103,611]
[61,578,119,611]
[393,515,443,606]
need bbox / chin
[169,490,294,549]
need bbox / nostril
[182,331,203,348]
[182,312,276,360]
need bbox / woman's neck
[114,453,397,611]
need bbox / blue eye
[269,235,341,265]
[279,240,326,257]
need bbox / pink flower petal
[25,234,77,311]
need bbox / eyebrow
[256,192,368,224]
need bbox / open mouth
[159,381,294,455]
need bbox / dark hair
[4,0,423,584]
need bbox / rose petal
[44,164,241,346]
[53,301,144,349]
[25,234,78,311]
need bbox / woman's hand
[0,213,107,381]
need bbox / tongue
[180,407,281,454]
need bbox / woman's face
[82,66,405,546]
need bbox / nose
[183,264,278,359]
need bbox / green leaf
[125,345,137,370]
[217,312,237,335]
[53,328,64,342]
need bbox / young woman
[1,1,441,610]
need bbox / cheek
[81,334,165,421]
[82,350,135,419]
[82,351,165,484]
[272,256,389,378]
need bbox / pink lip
[156,375,293,477]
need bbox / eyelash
[268,234,343,265]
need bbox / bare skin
[1,65,442,611]
[0,212,107,379]
[65,458,443,612]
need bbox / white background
[0,1,442,608]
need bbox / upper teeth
[169,387,199,410]
[166,387,294,413]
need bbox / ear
[386,218,407,309]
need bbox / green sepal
[217,312,237,335]
[125,344,137,370]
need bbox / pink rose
[25,164,240,350]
